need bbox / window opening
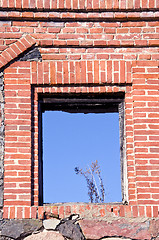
[38,94,127,205]
[43,111,121,203]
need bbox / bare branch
[75,160,105,203]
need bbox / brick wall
[0,0,159,220]
[0,72,4,219]
[0,0,158,9]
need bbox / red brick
[3,207,9,218]
[38,206,44,219]
[50,62,56,84]
[65,206,71,217]
[153,206,158,217]
[59,206,64,218]
[146,206,152,217]
[63,61,69,84]
[94,60,99,83]
[24,207,30,218]
[10,207,15,219]
[51,206,58,215]
[99,208,106,217]
[139,206,145,217]
[31,206,37,219]
[119,206,125,217]
[107,61,112,83]
[17,207,23,219]
[81,61,86,84]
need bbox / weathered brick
[0,0,158,226]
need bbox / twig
[75,160,105,203]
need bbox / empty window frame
[38,94,128,205]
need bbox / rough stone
[102,238,131,240]
[1,219,42,239]
[0,220,8,230]
[43,218,60,230]
[71,214,80,221]
[1,220,23,239]
[24,231,65,240]
[56,220,85,240]
[0,237,13,240]
[22,219,43,236]
[0,210,3,220]
[0,92,3,102]
[149,219,159,238]
[79,219,151,240]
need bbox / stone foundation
[1,215,159,240]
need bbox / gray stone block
[1,221,23,239]
[1,219,43,239]
[56,220,85,240]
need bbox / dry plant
[75,160,105,203]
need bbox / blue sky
[43,111,122,203]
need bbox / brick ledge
[0,11,159,21]
[3,204,159,219]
